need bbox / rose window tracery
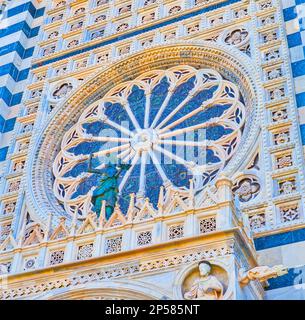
[53,65,246,217]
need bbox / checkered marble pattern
[282,0,305,145]
[0,1,44,163]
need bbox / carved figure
[184,261,224,300]
[239,265,288,285]
[87,153,131,218]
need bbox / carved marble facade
[0,0,304,300]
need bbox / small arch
[37,280,170,300]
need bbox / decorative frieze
[1,1,303,299]
[0,241,236,300]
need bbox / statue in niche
[87,153,131,219]
[184,261,224,300]
[239,265,288,285]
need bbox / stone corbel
[238,265,288,286]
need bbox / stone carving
[279,180,296,195]
[23,257,37,271]
[48,31,59,39]
[0,223,11,243]
[67,40,79,48]
[97,0,108,6]
[274,131,290,145]
[265,49,280,61]
[43,46,56,56]
[13,161,25,172]
[30,89,42,99]
[263,31,277,43]
[210,16,223,26]
[74,7,85,15]
[239,265,288,285]
[1,243,234,299]
[51,14,63,23]
[270,87,285,100]
[137,231,152,246]
[188,24,199,34]
[276,154,292,169]
[91,29,105,40]
[8,180,20,193]
[169,6,181,15]
[52,83,73,100]
[119,5,131,14]
[3,202,16,215]
[249,213,265,230]
[164,31,176,41]
[49,250,65,265]
[18,141,29,152]
[184,261,224,300]
[168,224,184,240]
[224,28,248,46]
[141,38,153,48]
[261,15,275,26]
[70,21,83,31]
[55,1,66,8]
[234,8,248,18]
[199,217,216,234]
[144,0,156,6]
[267,68,282,80]
[142,12,155,23]
[117,23,129,32]
[233,177,260,202]
[22,123,34,133]
[97,53,109,63]
[260,1,272,10]
[95,14,106,23]
[105,235,123,254]
[0,264,9,275]
[119,46,130,55]
[77,243,94,260]
[280,205,299,223]
[272,109,287,122]
[75,59,87,69]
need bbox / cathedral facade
[0,0,305,300]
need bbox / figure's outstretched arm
[87,153,104,175]
[115,164,131,178]
[115,168,123,178]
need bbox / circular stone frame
[25,41,262,225]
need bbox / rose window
[53,65,246,217]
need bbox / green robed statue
[87,153,131,219]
